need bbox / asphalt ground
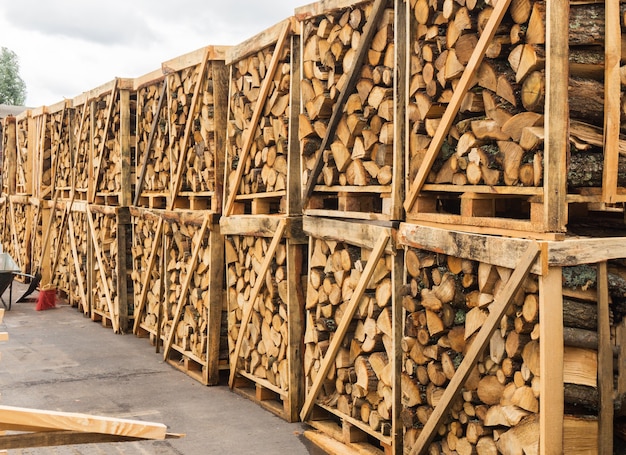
[0,282,323,455]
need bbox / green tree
[0,47,27,105]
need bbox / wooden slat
[0,405,167,440]
[286,33,302,216]
[597,261,613,454]
[300,231,391,421]
[205,221,224,385]
[86,208,119,333]
[228,218,288,387]
[134,81,167,206]
[403,0,512,213]
[391,242,404,452]
[224,21,291,216]
[302,0,387,204]
[119,88,132,207]
[162,214,211,360]
[286,242,305,421]
[543,0,569,231]
[603,0,621,203]
[410,243,540,454]
[539,265,563,455]
[67,211,88,312]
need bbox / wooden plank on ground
[300,231,391,421]
[410,242,539,454]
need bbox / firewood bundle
[7,198,32,276]
[49,102,73,195]
[31,109,53,198]
[401,247,545,454]
[51,203,72,295]
[135,76,170,196]
[225,21,293,212]
[226,233,293,390]
[67,208,89,312]
[130,208,163,333]
[299,0,396,197]
[165,53,220,195]
[160,213,215,361]
[71,96,92,199]
[304,236,394,436]
[15,115,30,195]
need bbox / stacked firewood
[15,115,30,194]
[8,199,32,275]
[225,29,292,205]
[32,110,53,197]
[49,102,73,194]
[71,99,91,199]
[304,236,394,436]
[67,208,89,312]
[226,234,293,390]
[299,0,395,191]
[160,214,214,361]
[167,60,219,194]
[401,247,546,454]
[130,208,163,333]
[51,204,72,295]
[135,78,170,195]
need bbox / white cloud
[0,0,301,106]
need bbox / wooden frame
[223,18,302,217]
[297,0,404,222]
[221,214,307,422]
[398,222,626,454]
[300,216,400,454]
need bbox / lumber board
[303,215,395,253]
[161,45,228,74]
[226,18,296,64]
[295,0,372,19]
[597,261,613,453]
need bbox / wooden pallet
[220,214,307,422]
[305,414,391,455]
[397,222,626,454]
[223,18,302,218]
[297,0,404,222]
[131,208,225,385]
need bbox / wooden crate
[221,215,307,421]
[223,18,302,217]
[86,205,133,333]
[133,69,170,209]
[71,78,134,206]
[160,46,229,212]
[397,222,626,454]
[402,0,625,236]
[131,209,225,385]
[300,216,402,454]
[5,195,33,278]
[296,0,404,222]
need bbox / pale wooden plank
[205,221,224,385]
[226,18,295,64]
[0,405,167,440]
[597,261,613,453]
[302,0,387,204]
[542,0,568,231]
[303,216,395,254]
[286,33,302,216]
[410,243,539,454]
[286,242,305,421]
[295,0,371,19]
[404,0,512,213]
[228,218,288,387]
[300,231,390,421]
[603,0,621,203]
[391,0,407,222]
[539,265,564,455]
[224,22,291,216]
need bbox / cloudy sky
[0,0,302,107]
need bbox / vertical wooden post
[286,34,302,217]
[391,0,406,222]
[4,117,17,195]
[543,0,569,231]
[391,246,404,454]
[116,208,131,333]
[539,265,563,455]
[211,61,229,215]
[597,261,613,454]
[119,89,132,207]
[286,239,305,421]
[205,221,225,385]
[25,113,35,196]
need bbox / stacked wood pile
[49,200,72,298]
[299,217,400,452]
[86,205,132,333]
[403,0,626,233]
[70,92,92,201]
[161,46,229,212]
[66,202,89,313]
[134,70,170,208]
[222,215,307,421]
[223,18,301,217]
[29,107,52,200]
[296,0,402,221]
[5,196,33,278]
[13,111,32,196]
[48,100,74,199]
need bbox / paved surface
[0,283,321,455]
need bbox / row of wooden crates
[2,0,625,236]
[1,193,623,454]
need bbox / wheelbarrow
[0,253,34,311]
